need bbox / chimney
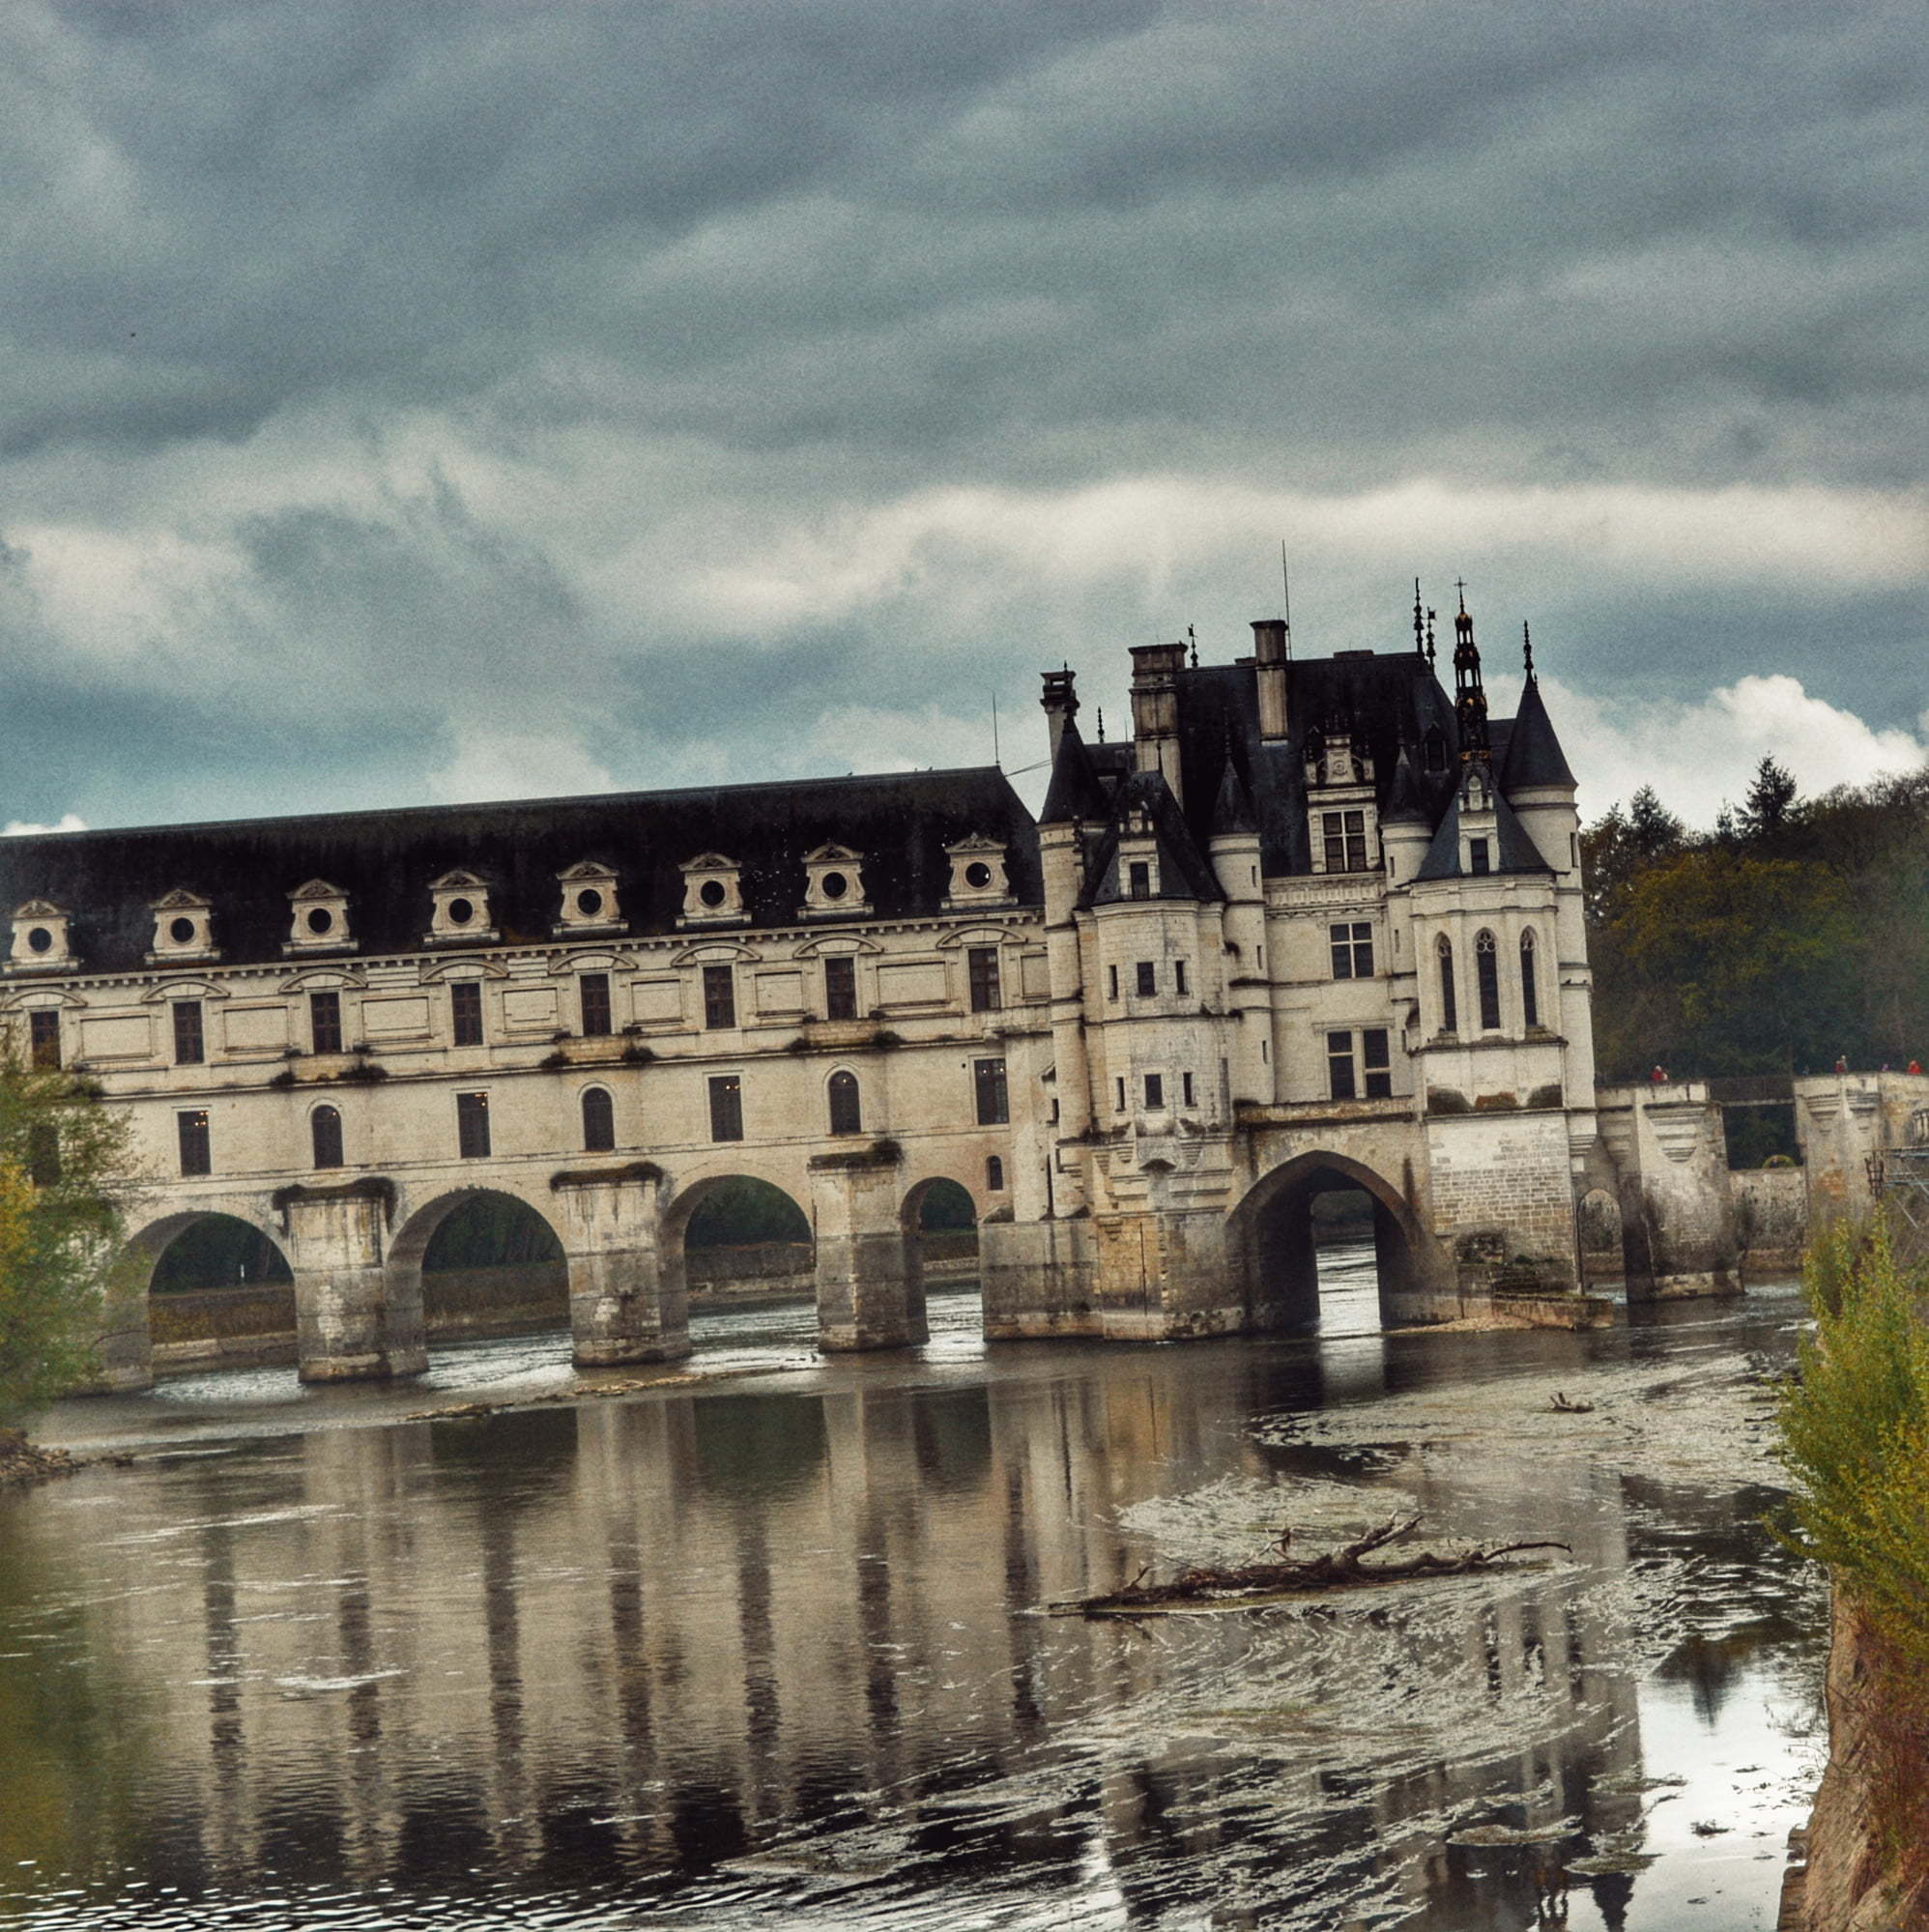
[1252,618,1288,741]
[1129,641,1188,807]
[1040,667,1080,764]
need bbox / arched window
[1476,930,1502,1031]
[1436,935,1457,1034]
[987,1154,1005,1192]
[311,1105,343,1169]
[1520,929,1540,1029]
[582,1086,615,1153]
[828,1069,862,1137]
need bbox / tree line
[1582,757,1929,1081]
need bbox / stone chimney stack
[1040,667,1080,764]
[1128,642,1188,807]
[1252,619,1288,741]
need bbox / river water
[3,1248,1823,1930]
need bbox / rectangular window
[1327,1029,1357,1101]
[1182,1070,1195,1108]
[172,1000,204,1066]
[708,1074,743,1142]
[27,1009,60,1070]
[1136,961,1157,997]
[1322,810,1369,874]
[1469,838,1490,876]
[824,956,857,1021]
[1115,1076,1126,1111]
[580,971,613,1037]
[967,946,1001,1013]
[973,1056,1009,1126]
[1328,921,1373,980]
[177,1109,211,1176]
[703,965,736,1029]
[1174,960,1188,995]
[309,990,342,1055]
[1363,1028,1392,1099]
[456,1091,491,1159]
[450,980,484,1048]
[1128,860,1151,900]
[1108,964,1119,1000]
[1144,1072,1165,1109]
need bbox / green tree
[0,1038,144,1429]
[1739,754,1799,842]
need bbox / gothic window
[967,946,1001,1013]
[708,1075,743,1142]
[1144,1072,1165,1109]
[311,1105,343,1169]
[703,965,736,1029]
[456,1091,491,1159]
[828,1070,862,1137]
[582,1086,616,1153]
[1327,1030,1356,1101]
[973,1056,1009,1126]
[1436,937,1457,1035]
[1476,930,1502,1031]
[1329,922,1373,979]
[309,991,343,1055]
[173,1000,204,1066]
[177,1110,211,1177]
[824,956,857,1020]
[580,972,613,1037]
[450,981,484,1047]
[1520,929,1540,1029]
[1363,1028,1392,1099]
[28,1010,60,1070]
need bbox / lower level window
[1327,1031,1356,1101]
[310,1105,343,1169]
[456,1090,491,1159]
[582,1086,616,1153]
[973,1056,1008,1126]
[178,1110,211,1176]
[709,1074,743,1142]
[986,1154,1004,1192]
[1363,1028,1393,1099]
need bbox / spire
[1413,578,1425,656]
[1522,620,1536,684]
[1452,584,1489,763]
[1382,740,1431,825]
[1039,712,1108,824]
[1425,605,1437,666]
[1209,735,1257,838]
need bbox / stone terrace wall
[1732,1167,1807,1279]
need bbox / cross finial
[1188,623,1198,670]
[1454,576,1468,613]
[1522,620,1535,682]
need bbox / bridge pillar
[1597,1082,1739,1300]
[88,1260,155,1394]
[284,1184,427,1383]
[809,1146,926,1350]
[551,1166,690,1367]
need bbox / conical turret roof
[1208,749,1257,838]
[1498,676,1576,793]
[1039,714,1108,823]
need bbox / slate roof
[1039,715,1109,824]
[0,767,1042,976]
[1080,769,1224,908]
[1498,677,1577,792]
[1415,787,1554,881]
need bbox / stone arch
[113,1205,297,1390]
[1226,1150,1425,1331]
[900,1171,982,1315]
[1576,1185,1623,1287]
[387,1185,570,1360]
[663,1168,817,1312]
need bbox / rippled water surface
[4,1250,1823,1929]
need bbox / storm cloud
[1,0,1923,830]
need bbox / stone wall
[1423,1109,1579,1291]
[1732,1167,1807,1279]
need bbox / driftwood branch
[1051,1514,1570,1617]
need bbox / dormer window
[424,871,499,945]
[943,836,1012,909]
[1128,860,1152,899]
[285,879,354,954]
[555,861,623,936]
[1469,838,1490,876]
[799,844,870,919]
[148,889,218,965]
[678,853,744,927]
[1318,811,1369,874]
[8,901,74,973]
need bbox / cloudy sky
[2,0,1923,835]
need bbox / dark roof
[1039,716,1109,824]
[0,767,1042,975]
[1415,781,1554,881]
[1080,769,1223,908]
[1498,678,1577,793]
[1208,748,1257,837]
[1381,745,1431,825]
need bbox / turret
[1207,749,1270,1106]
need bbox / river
[2,1246,1823,1930]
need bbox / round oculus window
[168,916,197,944]
[699,879,727,908]
[576,888,603,917]
[25,927,52,955]
[821,871,848,901]
[446,897,475,926]
[964,861,993,889]
[306,907,333,935]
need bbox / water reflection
[0,1270,1822,1931]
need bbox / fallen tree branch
[1050,1514,1570,1617]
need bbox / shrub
[268,1068,299,1089]
[619,1042,655,1066]
[336,1060,389,1083]
[538,1050,569,1071]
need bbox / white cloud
[424,729,616,806]
[3,813,86,835]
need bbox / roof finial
[1188,623,1198,670]
[1455,576,1468,614]
[1425,607,1437,666]
[1413,578,1425,654]
[1095,706,1106,744]
[1522,620,1536,683]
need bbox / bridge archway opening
[131,1211,296,1364]
[673,1175,816,1310]
[1577,1187,1624,1287]
[390,1189,569,1357]
[1231,1152,1419,1333]
[903,1175,981,1323]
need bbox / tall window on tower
[579,972,613,1037]
[1436,936,1457,1034]
[824,956,857,1021]
[309,990,342,1054]
[1321,810,1368,873]
[1328,921,1373,979]
[1520,929,1540,1029]
[703,965,736,1029]
[172,999,204,1066]
[450,981,484,1047]
[1476,930,1502,1031]
[967,946,1001,1013]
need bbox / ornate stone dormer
[678,852,744,927]
[423,870,499,945]
[798,844,870,919]
[943,834,1012,909]
[554,860,623,936]
[284,879,355,954]
[8,900,74,973]
[1305,719,1380,877]
[147,889,218,965]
